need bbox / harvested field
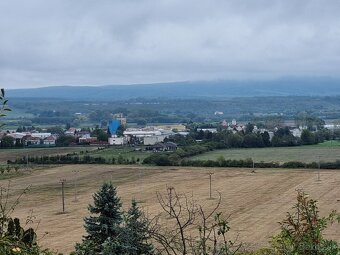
[1,165,340,254]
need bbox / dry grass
[1,165,340,254]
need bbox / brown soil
[1,165,339,254]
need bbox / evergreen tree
[123,200,154,255]
[261,131,271,147]
[77,182,123,254]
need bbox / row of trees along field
[177,124,333,148]
[142,125,334,166]
[10,152,340,170]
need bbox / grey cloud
[1,0,340,88]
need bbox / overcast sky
[1,0,340,89]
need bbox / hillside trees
[301,129,316,145]
[261,131,271,147]
[1,135,15,148]
[46,126,64,135]
[56,135,76,146]
[91,128,109,141]
[271,127,299,147]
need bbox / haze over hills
[7,78,340,100]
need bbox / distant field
[190,141,340,163]
[2,165,340,254]
[0,147,97,163]
[86,146,151,162]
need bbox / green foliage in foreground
[0,233,55,255]
[269,191,340,255]
[0,189,56,255]
[74,182,154,255]
[244,191,340,255]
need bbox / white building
[31,133,52,139]
[144,135,166,145]
[7,132,28,139]
[43,136,57,145]
[122,127,174,145]
[291,128,303,138]
[123,130,162,137]
[108,137,127,145]
[197,128,218,133]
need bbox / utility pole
[72,170,79,202]
[60,179,66,213]
[167,185,174,216]
[208,172,214,199]
[137,168,145,203]
[317,156,321,182]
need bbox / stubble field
[1,165,340,254]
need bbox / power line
[208,172,214,199]
[60,179,66,213]
[72,170,79,202]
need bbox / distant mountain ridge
[8,78,340,100]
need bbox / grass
[0,146,97,163]
[310,140,340,147]
[0,146,151,164]
[190,141,340,163]
[86,146,151,162]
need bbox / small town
[2,1,340,255]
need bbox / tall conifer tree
[124,200,154,255]
[78,182,123,254]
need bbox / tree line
[8,154,140,165]
[143,154,340,170]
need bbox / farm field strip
[190,144,340,163]
[85,147,151,161]
[0,146,98,163]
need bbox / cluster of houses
[146,141,178,151]
[0,128,103,147]
[1,132,57,146]
[220,119,306,139]
[1,111,313,149]
[0,115,184,149]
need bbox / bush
[0,184,56,255]
[268,190,340,255]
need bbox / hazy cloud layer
[1,0,340,88]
